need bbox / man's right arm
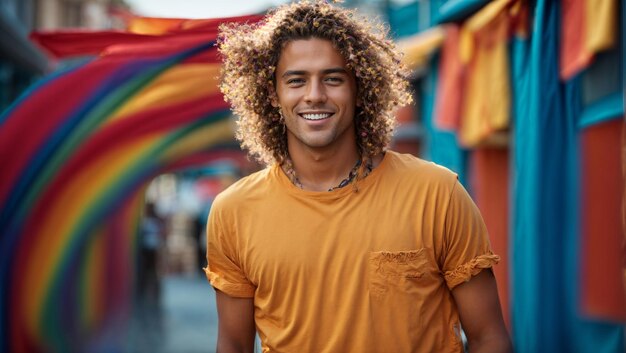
[215,289,256,353]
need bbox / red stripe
[15,93,229,258]
[0,58,128,206]
[31,15,263,59]
[8,95,230,351]
[53,93,229,190]
[31,31,220,60]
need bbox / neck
[285,142,360,192]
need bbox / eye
[286,78,305,85]
[325,76,344,84]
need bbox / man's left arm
[451,268,512,353]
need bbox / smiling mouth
[300,113,333,121]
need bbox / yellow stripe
[161,118,234,161]
[81,227,106,331]
[108,64,221,123]
[24,119,236,334]
[24,135,159,334]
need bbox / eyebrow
[281,67,349,78]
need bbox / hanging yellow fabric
[457,0,515,147]
[398,26,446,72]
[560,0,618,80]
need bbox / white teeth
[301,113,332,120]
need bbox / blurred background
[0,0,623,352]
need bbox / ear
[356,97,362,108]
[268,83,279,108]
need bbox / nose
[304,79,327,104]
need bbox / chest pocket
[369,248,431,298]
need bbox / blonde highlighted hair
[218,1,412,165]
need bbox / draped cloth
[511,1,624,351]
[0,14,261,353]
[434,0,527,147]
[560,0,618,79]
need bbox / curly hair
[218,0,412,166]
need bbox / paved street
[161,274,219,353]
[131,273,219,353]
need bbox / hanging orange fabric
[560,0,618,80]
[434,25,464,131]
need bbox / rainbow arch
[0,15,260,352]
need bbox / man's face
[272,38,358,154]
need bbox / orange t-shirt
[205,151,499,353]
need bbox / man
[205,2,512,352]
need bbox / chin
[298,134,335,147]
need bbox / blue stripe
[0,62,88,125]
[0,41,215,352]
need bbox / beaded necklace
[283,156,373,191]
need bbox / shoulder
[383,150,458,187]
[211,166,275,213]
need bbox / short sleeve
[203,200,256,298]
[441,180,500,290]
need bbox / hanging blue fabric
[511,0,624,351]
[422,54,468,184]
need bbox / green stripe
[40,112,232,349]
[38,57,190,350]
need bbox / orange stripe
[22,134,160,334]
[108,64,220,123]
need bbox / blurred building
[0,0,128,111]
[345,0,432,37]
[341,0,434,156]
[36,0,128,30]
[389,2,625,352]
[0,0,46,111]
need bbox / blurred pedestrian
[205,2,512,352]
[136,201,166,350]
[192,211,206,275]
[139,202,164,309]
